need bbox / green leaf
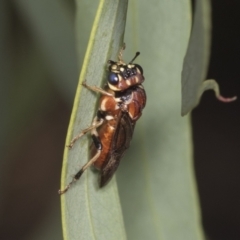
[60,0,128,240]
[181,0,236,116]
[116,0,205,240]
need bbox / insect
[59,44,146,194]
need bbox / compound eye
[135,64,143,74]
[108,72,119,85]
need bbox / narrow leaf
[181,0,236,116]
[117,0,205,239]
[60,1,128,239]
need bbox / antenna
[129,52,140,64]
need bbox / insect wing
[99,112,135,187]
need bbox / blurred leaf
[0,2,64,239]
[60,0,128,240]
[75,0,99,68]
[181,0,236,116]
[14,0,78,104]
[116,0,205,239]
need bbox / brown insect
[59,45,146,194]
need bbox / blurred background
[0,0,239,240]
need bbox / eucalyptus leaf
[181,0,236,116]
[60,0,128,240]
[117,0,205,239]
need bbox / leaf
[14,0,79,103]
[116,1,205,240]
[60,0,128,240]
[181,0,236,116]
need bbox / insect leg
[58,151,101,194]
[59,122,103,195]
[67,115,104,149]
[82,81,113,97]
